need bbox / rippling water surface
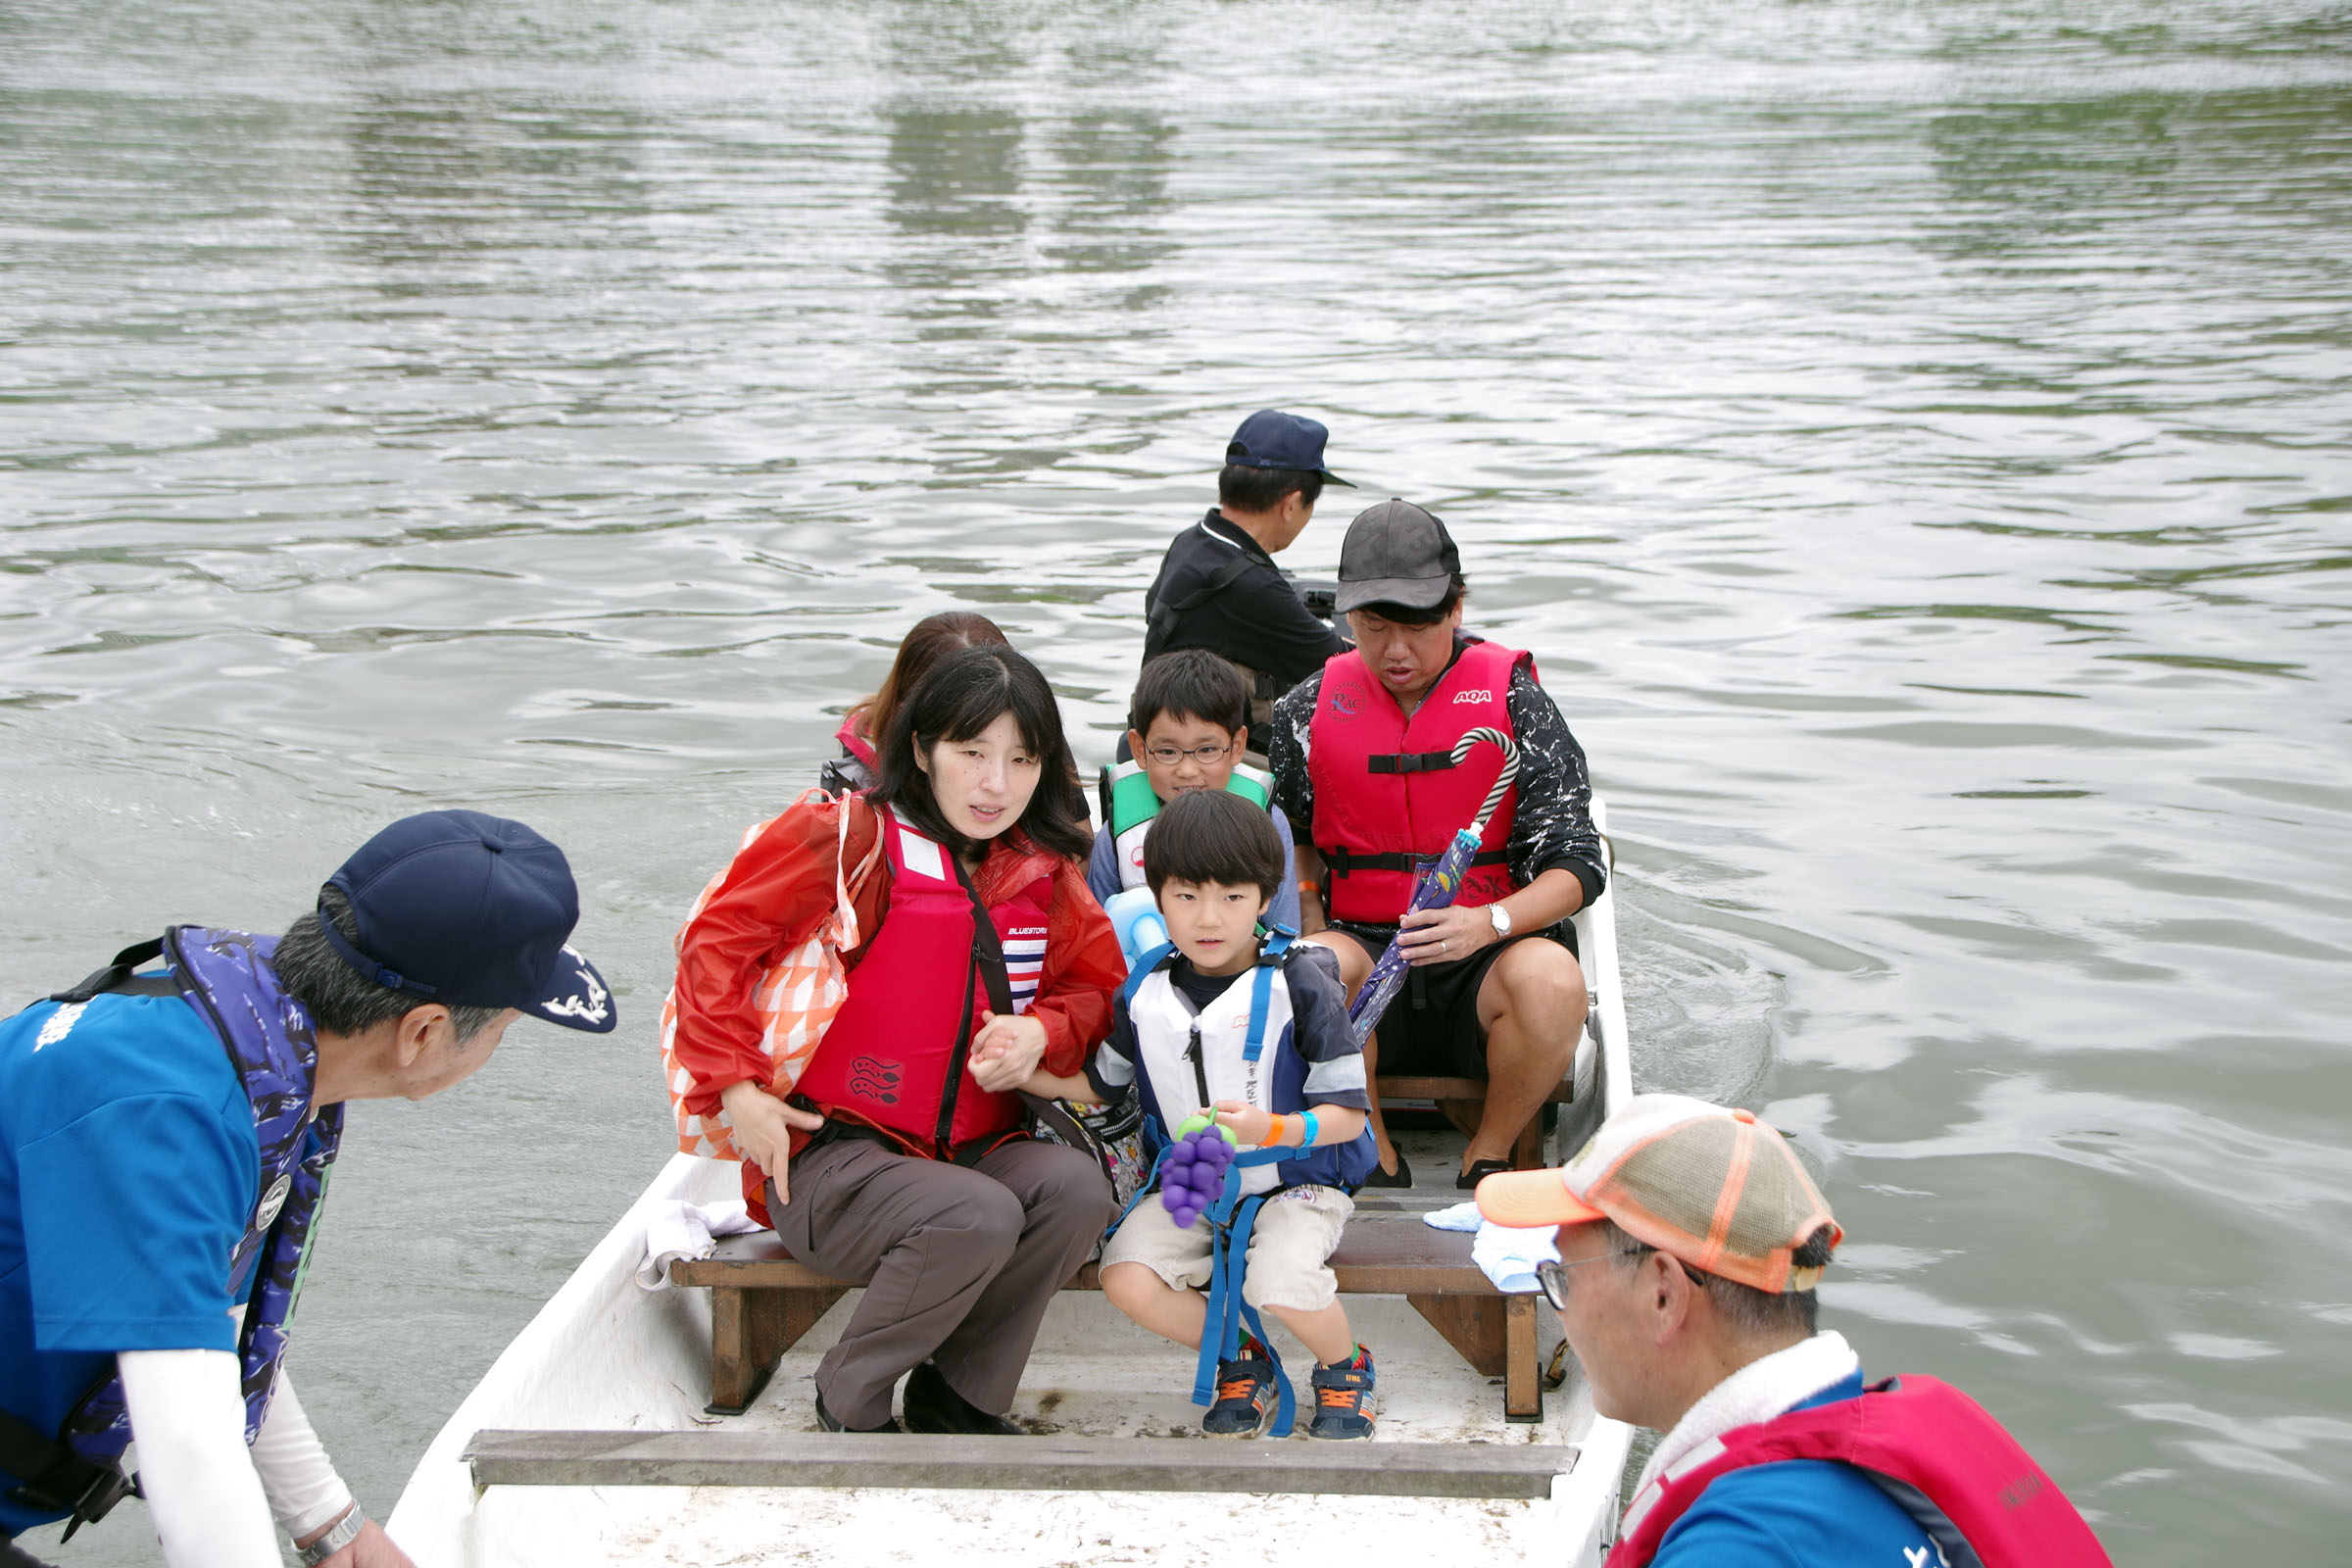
[5,0,2349,1559]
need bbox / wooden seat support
[670,1216,1545,1425]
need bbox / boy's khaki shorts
[1101,1184,1353,1312]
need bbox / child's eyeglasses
[1145,742,1234,766]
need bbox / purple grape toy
[1161,1117,1239,1226]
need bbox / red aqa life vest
[1306,639,1531,924]
[1611,1375,2114,1568]
[792,807,1049,1156]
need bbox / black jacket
[1143,511,1350,734]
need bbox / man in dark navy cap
[0,811,612,1568]
[1142,409,1358,753]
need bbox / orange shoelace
[1318,1382,1365,1409]
[1216,1377,1265,1404]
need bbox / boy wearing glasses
[1090,650,1301,934]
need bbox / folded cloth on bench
[1420,1200,1559,1293]
[1473,1220,1559,1295]
[637,1200,762,1291]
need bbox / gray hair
[273,887,506,1046]
[1599,1218,1834,1340]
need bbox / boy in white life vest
[1087,649,1303,937]
[1049,788,1380,1438]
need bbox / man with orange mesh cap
[1477,1095,2113,1568]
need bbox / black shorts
[1326,920,1577,1079]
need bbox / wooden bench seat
[669,1214,1545,1425]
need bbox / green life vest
[1104,760,1275,891]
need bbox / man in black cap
[1266,501,1606,1191]
[0,810,613,1568]
[1142,409,1357,752]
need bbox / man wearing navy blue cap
[1142,409,1358,752]
[1,811,612,1568]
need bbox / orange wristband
[1266,1114,1289,1148]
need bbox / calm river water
[4,0,2349,1560]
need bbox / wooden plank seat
[668,1214,1545,1424]
[463,1428,1579,1498]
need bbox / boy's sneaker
[1307,1346,1377,1440]
[1201,1337,1278,1437]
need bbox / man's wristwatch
[1488,904,1513,941]
[299,1501,365,1565]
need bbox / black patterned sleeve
[1265,670,1324,841]
[1504,665,1606,907]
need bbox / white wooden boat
[388,803,1636,1567]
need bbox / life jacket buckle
[8,1455,139,1541]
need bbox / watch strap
[298,1502,364,1565]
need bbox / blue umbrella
[1346,726,1521,1047]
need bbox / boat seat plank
[670,1214,1544,1424]
[463,1429,1579,1499]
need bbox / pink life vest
[1306,639,1532,924]
[834,711,879,775]
[790,807,1052,1157]
[1611,1376,2114,1568]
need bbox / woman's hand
[1396,903,1497,966]
[718,1080,826,1203]
[1211,1100,1275,1147]
[969,1010,1049,1093]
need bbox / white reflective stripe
[1618,1433,1730,1545]
[1303,1054,1367,1095]
[897,829,948,884]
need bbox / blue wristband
[1298,1109,1320,1151]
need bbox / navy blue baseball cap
[316,809,615,1033]
[1225,410,1354,487]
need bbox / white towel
[635,1199,761,1291]
[1421,1200,1484,1233]
[1470,1218,1560,1295]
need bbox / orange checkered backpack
[657,793,883,1160]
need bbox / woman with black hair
[666,644,1123,1436]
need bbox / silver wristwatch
[299,1502,365,1565]
[1488,904,1513,940]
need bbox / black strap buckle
[1365,751,1458,775]
[7,1457,139,1542]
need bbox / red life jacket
[1307,639,1531,924]
[1611,1376,2114,1568]
[791,807,1051,1157]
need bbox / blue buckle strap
[1192,1142,1304,1437]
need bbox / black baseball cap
[316,809,616,1033]
[1335,499,1462,613]
[1225,410,1354,487]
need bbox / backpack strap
[46,939,175,1004]
[1118,941,1178,1009]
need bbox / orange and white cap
[1475,1094,1842,1295]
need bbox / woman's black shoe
[902,1360,1023,1437]
[1359,1152,1413,1189]
[814,1388,899,1434]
